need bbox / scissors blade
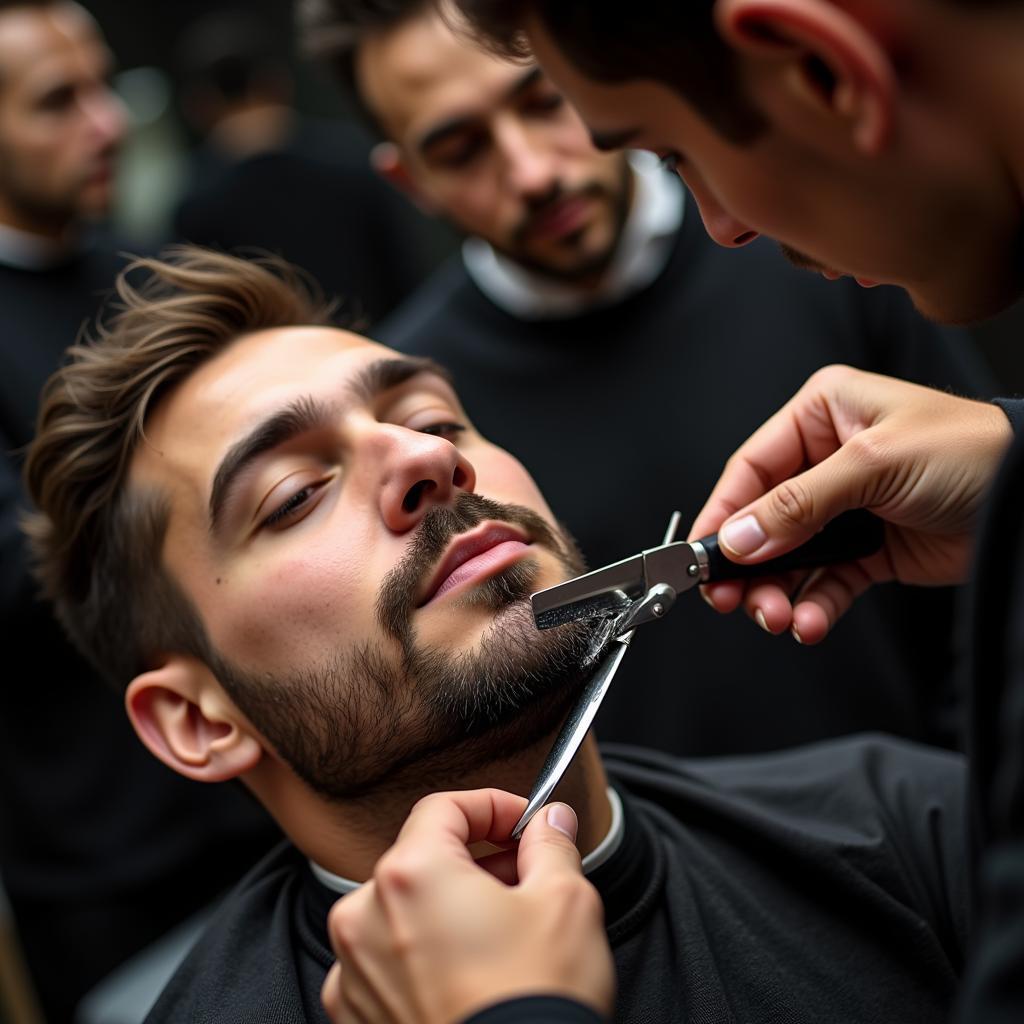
[510,634,631,840]
[531,552,647,630]
[532,541,701,631]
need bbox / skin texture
[0,2,125,237]
[357,8,632,284]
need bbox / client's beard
[212,494,598,802]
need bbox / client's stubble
[213,494,598,801]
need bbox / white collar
[0,221,74,270]
[310,787,625,896]
[462,151,685,320]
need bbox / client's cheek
[209,554,369,669]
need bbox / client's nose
[376,427,476,532]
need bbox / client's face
[132,327,592,800]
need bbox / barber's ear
[125,656,262,783]
[370,141,439,214]
[714,0,894,154]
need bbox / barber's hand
[690,364,1012,644]
[321,789,615,1024]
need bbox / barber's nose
[687,178,759,248]
[374,427,477,533]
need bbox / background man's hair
[296,0,431,137]
[23,245,335,690]
[452,0,768,144]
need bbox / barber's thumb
[516,803,582,881]
[718,465,848,562]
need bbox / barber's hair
[453,0,767,144]
[23,246,335,690]
[296,0,432,136]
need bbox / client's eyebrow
[589,127,638,152]
[208,356,453,534]
[417,66,543,157]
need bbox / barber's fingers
[394,788,529,859]
[689,365,861,546]
[321,961,342,1021]
[515,803,585,886]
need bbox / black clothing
[145,735,967,1023]
[379,206,995,756]
[0,244,281,1022]
[954,398,1024,1021]
[464,999,601,1024]
[174,120,451,328]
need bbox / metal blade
[531,551,647,630]
[510,635,631,840]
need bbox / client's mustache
[376,493,562,641]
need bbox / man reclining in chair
[24,247,967,1023]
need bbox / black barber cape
[144,735,966,1023]
[378,195,996,757]
[0,243,281,1020]
[954,397,1024,1022]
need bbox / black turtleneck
[143,734,966,1023]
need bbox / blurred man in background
[173,7,449,327]
[0,3,280,1019]
[298,0,995,760]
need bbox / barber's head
[25,248,591,813]
[0,1,125,235]
[299,0,631,283]
[454,0,1024,323]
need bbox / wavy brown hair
[23,246,335,689]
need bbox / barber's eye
[524,93,564,116]
[419,422,466,439]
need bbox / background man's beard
[494,161,633,284]
[214,494,600,801]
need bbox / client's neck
[271,734,610,882]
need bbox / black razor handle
[699,508,885,582]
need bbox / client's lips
[418,523,531,607]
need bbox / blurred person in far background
[172,6,451,327]
[0,2,281,1021]
[298,0,996,761]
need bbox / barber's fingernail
[755,609,770,633]
[791,625,804,645]
[547,803,578,841]
[700,586,717,610]
[720,515,767,556]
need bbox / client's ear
[714,0,895,154]
[126,656,262,782]
[371,141,439,214]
